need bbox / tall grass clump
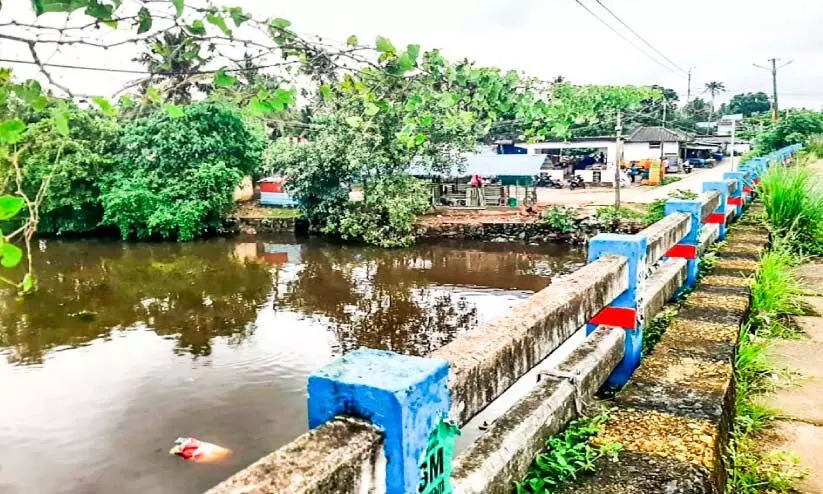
[759,164,823,254]
[750,241,805,337]
[726,243,808,493]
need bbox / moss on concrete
[558,206,769,494]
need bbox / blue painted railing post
[308,348,450,494]
[664,199,702,289]
[586,234,647,388]
[723,173,744,216]
[702,182,729,241]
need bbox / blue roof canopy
[409,154,547,178]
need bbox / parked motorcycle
[568,175,586,189]
[535,176,563,189]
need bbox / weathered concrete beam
[640,213,690,263]
[699,192,721,221]
[450,326,625,494]
[558,206,769,494]
[432,255,629,426]
[698,224,720,258]
[641,258,687,324]
[204,418,384,494]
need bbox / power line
[0,57,293,76]
[571,0,686,78]
[592,0,687,75]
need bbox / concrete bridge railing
[205,144,802,494]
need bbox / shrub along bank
[5,102,263,241]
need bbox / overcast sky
[3,0,823,109]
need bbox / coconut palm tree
[704,81,726,120]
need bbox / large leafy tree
[754,110,823,154]
[266,45,657,246]
[101,102,264,241]
[723,92,772,117]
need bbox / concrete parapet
[204,418,384,494]
[641,258,687,323]
[432,255,628,426]
[450,326,624,494]
[641,213,690,263]
[204,145,798,494]
[558,207,769,494]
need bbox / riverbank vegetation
[0,0,664,291]
[726,148,823,492]
[517,410,621,493]
[727,241,807,493]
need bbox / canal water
[0,235,584,494]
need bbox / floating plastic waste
[169,437,231,463]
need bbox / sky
[2,0,823,109]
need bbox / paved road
[536,160,737,206]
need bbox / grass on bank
[516,410,621,493]
[759,160,823,256]
[727,243,808,493]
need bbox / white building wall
[623,141,680,162]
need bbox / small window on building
[649,141,662,149]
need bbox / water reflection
[0,240,273,364]
[1,236,584,365]
[0,235,584,494]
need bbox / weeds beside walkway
[753,262,823,493]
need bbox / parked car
[687,158,714,168]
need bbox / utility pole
[614,111,623,213]
[686,68,693,105]
[730,119,736,171]
[754,58,793,120]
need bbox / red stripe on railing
[665,244,697,259]
[705,213,726,224]
[590,306,636,329]
[728,197,743,206]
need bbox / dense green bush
[20,107,120,234]
[755,110,823,154]
[101,102,263,240]
[759,164,823,254]
[334,175,430,248]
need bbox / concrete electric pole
[614,111,624,212]
[686,67,693,105]
[754,58,793,120]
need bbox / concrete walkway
[535,160,736,206]
[756,263,823,493]
[756,158,823,493]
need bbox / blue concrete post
[723,172,744,216]
[586,234,647,388]
[702,182,730,241]
[308,348,450,494]
[664,199,702,289]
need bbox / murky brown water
[0,235,583,494]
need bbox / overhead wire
[0,57,295,75]
[571,0,686,78]
[591,0,687,75]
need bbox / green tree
[683,97,711,122]
[704,81,726,120]
[135,29,213,105]
[20,107,120,234]
[754,110,823,154]
[101,102,264,240]
[725,92,772,117]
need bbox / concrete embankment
[559,206,768,494]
